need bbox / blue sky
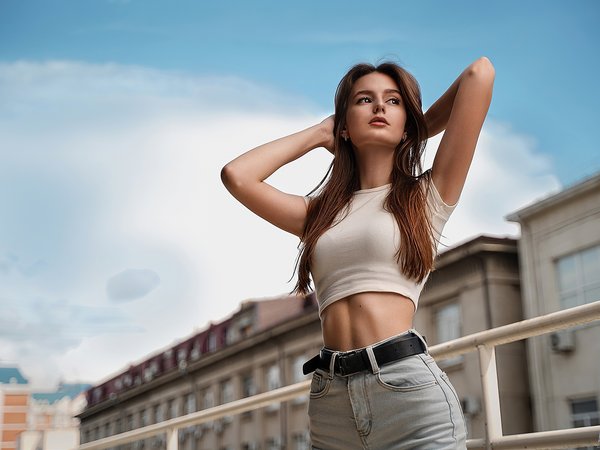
[0,1,598,388]
[3,1,599,184]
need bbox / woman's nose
[373,102,384,113]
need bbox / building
[415,235,531,438]
[506,171,600,432]
[79,294,322,450]
[80,234,535,448]
[0,366,30,450]
[18,383,90,450]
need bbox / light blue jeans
[308,328,467,449]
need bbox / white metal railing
[79,300,600,450]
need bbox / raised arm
[424,57,495,206]
[221,116,334,238]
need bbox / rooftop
[0,366,29,385]
[506,170,600,222]
[32,383,92,404]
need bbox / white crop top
[304,174,457,317]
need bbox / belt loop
[409,328,429,354]
[365,346,380,375]
[327,351,338,380]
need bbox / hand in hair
[319,114,335,154]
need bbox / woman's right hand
[319,115,335,154]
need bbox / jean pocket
[375,355,438,392]
[310,370,331,399]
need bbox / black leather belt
[303,332,426,376]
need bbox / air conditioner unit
[460,395,481,415]
[550,330,575,353]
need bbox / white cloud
[0,60,559,388]
[423,119,561,249]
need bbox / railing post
[478,344,503,449]
[166,428,178,450]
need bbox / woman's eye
[388,98,401,105]
[357,97,371,103]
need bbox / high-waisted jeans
[308,328,467,450]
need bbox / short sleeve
[423,172,458,249]
[427,178,458,220]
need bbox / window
[126,414,134,431]
[267,364,281,390]
[154,403,164,423]
[93,388,103,403]
[226,326,237,344]
[556,245,600,309]
[220,379,234,404]
[241,373,256,398]
[167,398,178,419]
[202,389,215,410]
[140,408,149,427]
[238,315,253,338]
[292,431,310,450]
[185,392,196,414]
[265,437,282,450]
[571,398,599,427]
[570,397,599,450]
[291,356,309,404]
[208,332,217,352]
[190,341,201,360]
[435,302,463,366]
[266,364,281,412]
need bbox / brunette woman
[222,56,494,449]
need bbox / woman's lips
[369,116,389,126]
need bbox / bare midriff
[320,291,416,351]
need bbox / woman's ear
[341,129,349,141]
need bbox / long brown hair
[290,61,437,297]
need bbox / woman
[221,56,494,449]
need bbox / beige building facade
[416,235,531,439]
[79,295,322,450]
[506,171,600,432]
[80,234,532,448]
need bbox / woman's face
[344,71,407,152]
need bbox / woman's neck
[354,147,394,190]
